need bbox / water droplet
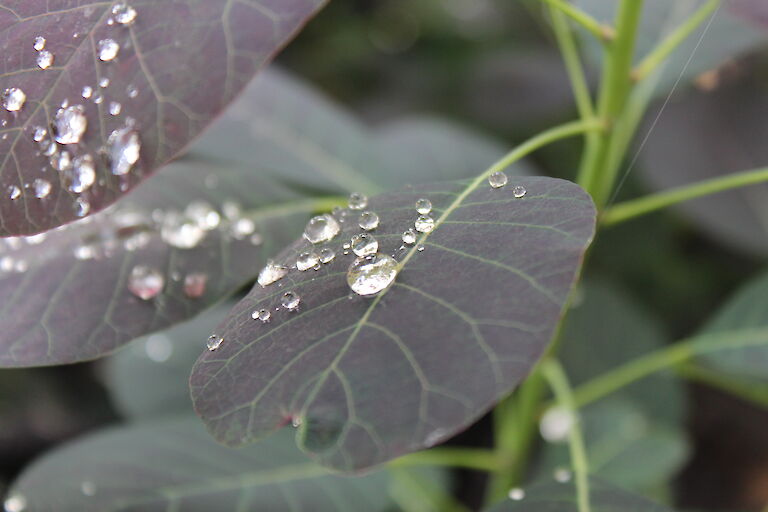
[109,127,141,175]
[252,308,271,323]
[161,212,206,249]
[14,260,27,273]
[250,233,263,246]
[347,253,398,296]
[402,228,417,245]
[183,273,207,298]
[296,251,320,272]
[40,139,57,156]
[93,93,104,104]
[358,211,380,231]
[25,233,46,245]
[207,334,223,351]
[231,218,255,239]
[348,192,368,210]
[32,126,47,142]
[513,185,527,198]
[258,260,288,287]
[319,248,336,264]
[185,201,220,230]
[0,256,14,272]
[99,77,110,88]
[414,215,435,233]
[80,480,97,496]
[508,488,525,501]
[415,198,432,214]
[3,88,26,111]
[351,233,378,257]
[127,266,164,300]
[112,3,138,25]
[222,201,241,220]
[417,245,425,252]
[8,185,20,200]
[144,334,172,363]
[281,291,301,311]
[489,171,508,189]
[33,36,46,51]
[98,39,120,61]
[81,86,93,99]
[127,85,139,98]
[3,493,27,512]
[33,179,51,198]
[554,467,572,483]
[54,105,87,144]
[66,155,96,193]
[539,406,574,443]
[291,416,302,428]
[36,50,54,70]
[50,150,72,171]
[74,198,90,217]
[109,101,122,116]
[303,214,341,244]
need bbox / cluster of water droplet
[488,171,527,198]
[2,4,141,219]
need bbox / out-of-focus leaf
[191,177,596,471]
[640,71,768,256]
[0,0,327,236]
[577,0,767,94]
[486,478,672,512]
[8,418,395,512]
[189,68,530,194]
[104,303,234,420]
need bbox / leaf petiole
[537,0,615,43]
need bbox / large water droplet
[351,233,378,257]
[414,215,435,233]
[281,292,301,311]
[128,266,164,300]
[348,192,368,210]
[8,185,21,200]
[358,211,379,231]
[347,253,398,297]
[98,39,120,61]
[258,260,288,287]
[513,185,527,198]
[303,214,341,244]
[112,3,138,25]
[252,308,271,323]
[36,50,54,69]
[66,155,96,193]
[54,105,87,144]
[33,36,46,51]
[508,488,525,501]
[207,334,223,351]
[296,251,320,271]
[183,273,207,298]
[402,228,417,245]
[488,171,508,189]
[539,406,574,443]
[3,88,26,112]
[161,212,206,249]
[3,493,27,512]
[319,248,336,264]
[109,127,141,175]
[33,179,51,198]
[415,198,432,214]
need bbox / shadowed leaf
[8,418,395,512]
[191,176,596,471]
[0,0,326,236]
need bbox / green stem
[632,0,720,81]
[538,0,614,43]
[389,467,469,512]
[676,362,768,409]
[541,359,591,512]
[391,448,502,472]
[601,167,768,226]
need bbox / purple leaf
[190,176,596,471]
[0,0,326,236]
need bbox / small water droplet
[207,334,223,351]
[109,127,141,175]
[258,260,288,287]
[32,126,47,142]
[112,3,138,25]
[66,155,96,193]
[291,416,302,428]
[303,214,341,244]
[3,88,26,111]
[508,488,525,501]
[81,86,93,99]
[414,215,435,233]
[74,198,90,217]
[127,84,139,98]
[358,211,379,231]
[14,259,27,274]
[80,480,97,496]
[231,218,255,239]
[250,233,263,246]
[185,201,220,230]
[98,39,120,61]
[93,93,104,104]
[3,493,27,512]
[99,77,110,88]
[161,212,206,249]
[513,185,527,198]
[222,201,241,220]
[36,50,54,69]
[145,334,172,363]
[127,265,164,300]
[539,406,574,443]
[554,467,572,483]
[296,251,320,271]
[109,101,122,116]
[319,248,335,264]
[33,179,51,198]
[50,150,72,171]
[351,233,378,257]
[281,292,301,311]
[8,185,21,200]
[417,245,425,252]
[251,308,271,323]
[415,198,432,214]
[402,228,417,245]
[348,192,368,210]
[489,171,508,189]
[33,36,46,51]
[183,273,207,298]
[347,253,398,296]
[54,105,87,144]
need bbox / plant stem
[676,362,768,409]
[389,467,469,512]
[391,448,502,472]
[541,359,591,512]
[632,0,720,81]
[538,0,614,42]
[601,167,768,226]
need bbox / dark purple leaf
[190,176,596,471]
[0,0,326,236]
[8,418,395,511]
[486,478,672,512]
[728,0,768,28]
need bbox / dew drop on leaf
[3,87,26,112]
[36,50,54,69]
[348,192,368,210]
[415,198,432,214]
[513,185,527,198]
[32,126,47,142]
[127,265,164,300]
[488,171,508,189]
[347,253,398,297]
[66,155,96,193]
[351,233,378,257]
[112,3,138,25]
[185,201,220,230]
[183,273,207,298]
[54,105,87,144]
[109,101,122,116]
[508,488,525,501]
[230,218,255,239]
[554,467,572,483]
[303,214,341,244]
[319,247,336,264]
[74,198,90,217]
[98,39,120,61]
[3,493,27,512]
[50,150,72,171]
[539,406,574,443]
[281,292,301,311]
[81,86,93,99]
[402,228,417,245]
[258,260,288,287]
[358,211,380,231]
[33,36,46,51]
[296,251,320,271]
[99,77,110,88]
[7,185,20,200]
[160,212,206,249]
[414,215,435,233]
[207,334,223,351]
[251,308,271,323]
[33,179,51,199]
[109,127,141,175]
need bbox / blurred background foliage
[2,0,768,510]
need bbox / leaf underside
[0,0,326,236]
[191,176,596,471]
